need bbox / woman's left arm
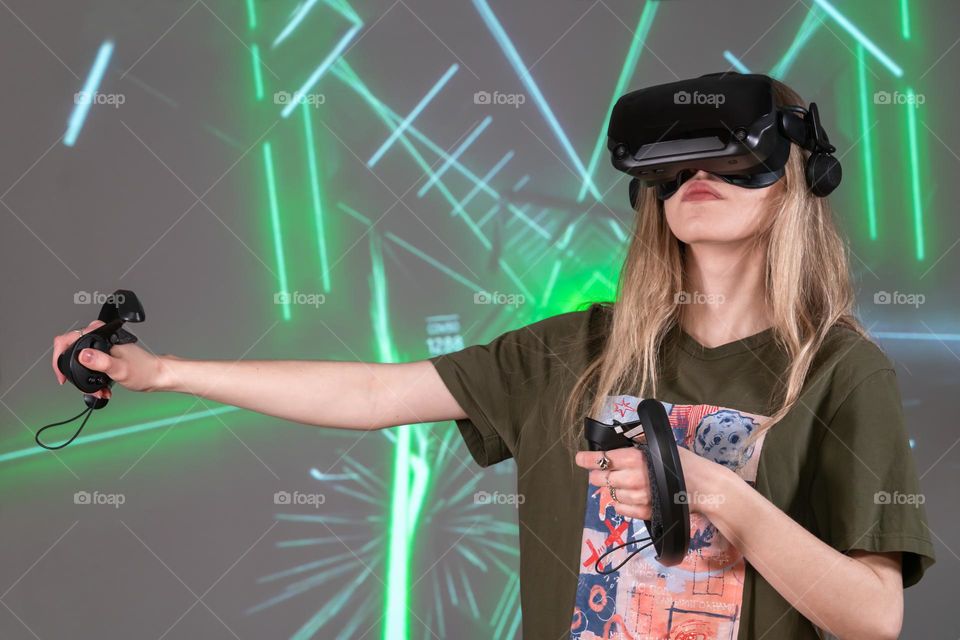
[681,448,904,640]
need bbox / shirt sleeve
[810,368,936,587]
[428,309,594,468]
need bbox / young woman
[51,77,933,639]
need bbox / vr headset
[606,72,842,207]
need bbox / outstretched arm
[52,320,466,430]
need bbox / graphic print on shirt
[570,395,768,640]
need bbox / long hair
[562,78,867,453]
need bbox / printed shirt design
[570,395,768,640]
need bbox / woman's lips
[680,181,723,202]
[682,191,722,202]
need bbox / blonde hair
[562,78,867,452]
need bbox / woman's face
[662,170,783,245]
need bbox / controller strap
[35,406,96,450]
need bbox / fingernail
[81,350,92,362]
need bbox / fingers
[90,388,112,400]
[588,468,650,491]
[612,503,652,520]
[78,348,122,379]
[52,321,106,384]
[575,447,645,470]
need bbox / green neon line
[540,259,561,309]
[856,44,878,240]
[384,232,484,292]
[769,7,822,79]
[904,87,925,260]
[812,0,903,77]
[332,66,492,248]
[336,201,372,225]
[245,0,257,30]
[0,406,238,464]
[301,103,331,292]
[900,0,911,40]
[578,0,659,202]
[370,234,413,640]
[263,142,292,320]
[250,44,265,101]
[497,259,536,303]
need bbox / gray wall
[1,0,958,637]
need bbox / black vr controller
[584,398,690,570]
[38,290,145,449]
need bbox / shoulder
[507,303,610,346]
[806,323,898,420]
[817,323,895,380]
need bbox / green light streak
[577,0,658,202]
[497,259,536,304]
[0,406,238,464]
[904,87,925,260]
[273,0,320,48]
[856,44,878,240]
[244,0,257,30]
[723,50,751,73]
[370,233,420,640]
[812,0,903,77]
[282,23,362,118]
[540,259,561,310]
[417,116,492,197]
[769,7,822,79]
[368,63,460,167]
[262,142,292,320]
[250,44,265,101]
[472,0,601,200]
[301,103,332,292]
[332,62,492,248]
[384,231,484,293]
[900,0,911,40]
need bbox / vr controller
[58,290,145,405]
[38,290,145,449]
[584,398,690,569]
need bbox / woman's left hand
[575,445,734,520]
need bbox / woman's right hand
[52,320,168,398]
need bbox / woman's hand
[52,320,168,397]
[575,445,735,520]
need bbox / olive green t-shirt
[429,303,935,640]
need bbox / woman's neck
[680,241,772,348]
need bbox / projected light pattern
[12,2,945,639]
[64,40,115,147]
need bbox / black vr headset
[607,72,842,207]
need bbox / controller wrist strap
[35,405,97,450]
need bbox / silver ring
[610,485,620,503]
[597,453,610,471]
[73,329,84,336]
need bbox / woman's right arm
[52,320,467,431]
